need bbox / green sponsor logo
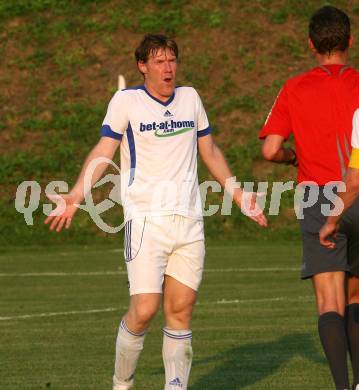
[155,127,193,137]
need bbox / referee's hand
[319,222,339,248]
[44,194,78,232]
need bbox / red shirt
[259,64,359,185]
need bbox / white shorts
[123,215,205,295]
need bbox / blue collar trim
[141,85,176,107]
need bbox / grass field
[0,243,339,389]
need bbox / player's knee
[165,297,195,323]
[130,298,160,326]
[137,305,158,324]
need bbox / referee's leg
[346,276,359,390]
[313,271,350,390]
[162,276,197,390]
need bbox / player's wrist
[69,189,84,204]
[233,188,243,205]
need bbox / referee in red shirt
[259,6,359,390]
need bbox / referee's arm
[261,134,297,166]
[320,153,359,248]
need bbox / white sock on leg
[113,319,146,390]
[162,328,193,390]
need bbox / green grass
[2,0,359,244]
[0,243,340,389]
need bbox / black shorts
[300,186,359,279]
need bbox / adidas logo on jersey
[169,377,183,387]
[164,110,173,117]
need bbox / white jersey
[101,85,212,221]
[352,108,359,148]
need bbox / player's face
[139,48,177,101]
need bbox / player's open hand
[319,222,339,248]
[239,191,268,228]
[44,193,79,232]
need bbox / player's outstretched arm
[45,136,121,232]
[198,134,267,227]
[320,167,359,248]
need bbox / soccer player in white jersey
[45,34,267,390]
